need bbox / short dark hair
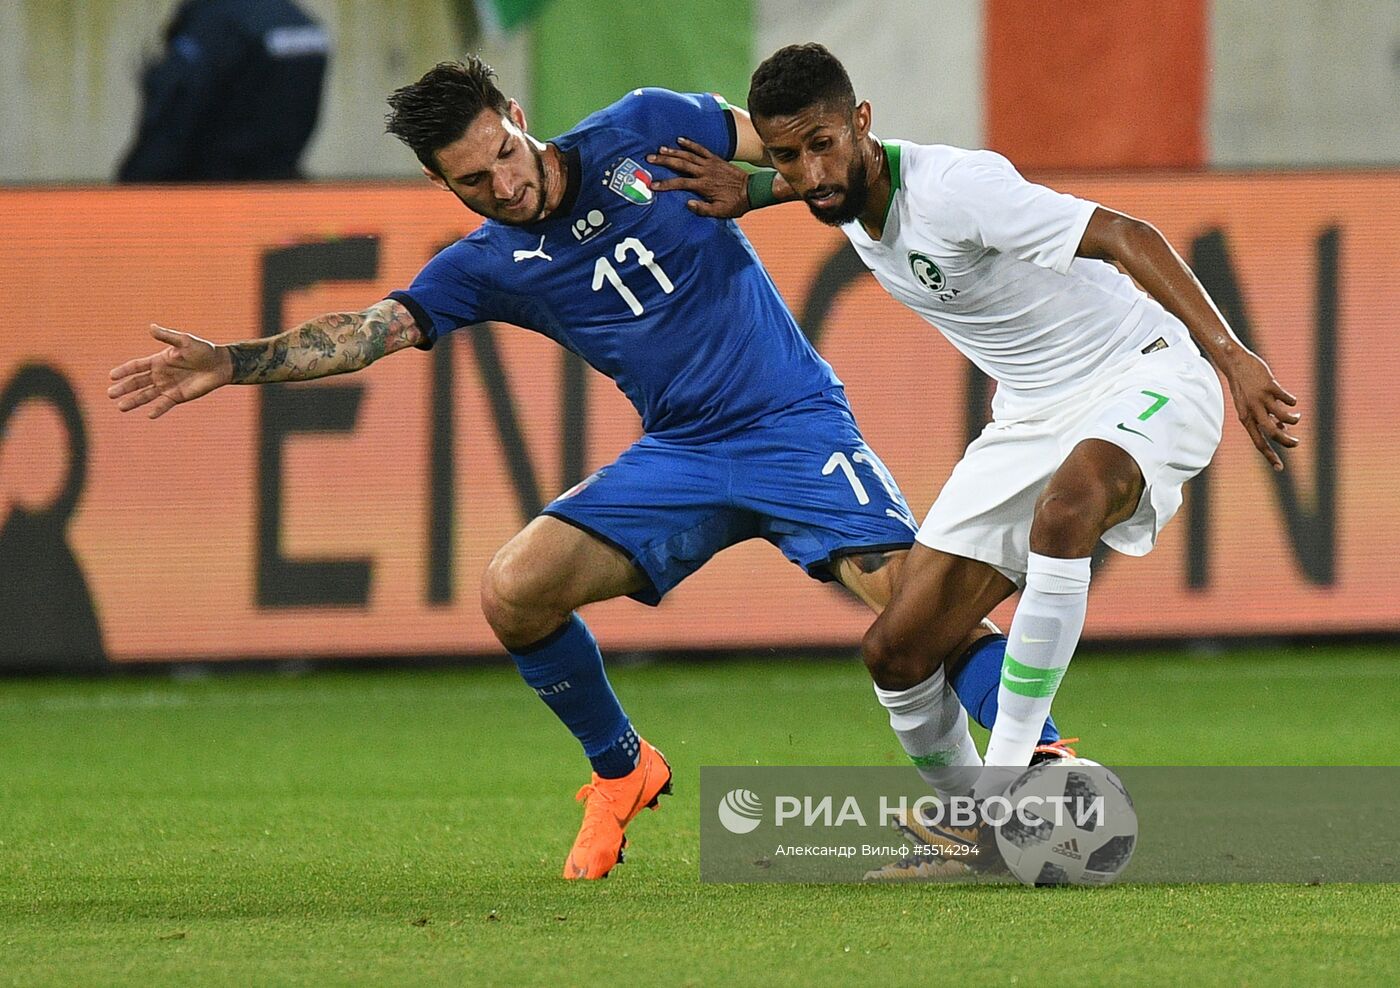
[748,43,856,120]
[385,57,509,174]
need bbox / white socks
[983,552,1091,768]
[874,667,983,798]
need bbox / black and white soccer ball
[993,757,1137,886]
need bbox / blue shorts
[542,389,917,605]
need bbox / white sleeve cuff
[1052,198,1099,275]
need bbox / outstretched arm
[1077,207,1300,471]
[108,298,424,419]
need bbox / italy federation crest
[606,158,655,206]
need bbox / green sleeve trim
[747,169,780,210]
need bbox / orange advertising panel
[985,0,1207,169]
[0,174,1395,666]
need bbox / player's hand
[648,138,751,218]
[107,324,231,419]
[1223,349,1300,471]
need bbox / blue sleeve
[613,88,737,160]
[387,239,490,349]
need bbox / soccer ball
[993,757,1137,886]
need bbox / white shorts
[915,346,1225,586]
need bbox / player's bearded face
[802,142,869,227]
[454,141,549,226]
[483,140,549,226]
[758,109,869,227]
[434,110,551,226]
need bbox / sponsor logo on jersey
[605,158,655,206]
[512,234,553,263]
[572,208,611,242]
[1115,422,1154,442]
[908,251,961,301]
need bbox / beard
[802,152,871,227]
[501,141,548,223]
[513,143,552,225]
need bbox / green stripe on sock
[1001,654,1067,699]
[909,751,956,767]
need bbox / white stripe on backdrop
[755,0,984,149]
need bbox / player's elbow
[1109,216,1164,263]
[1121,216,1165,252]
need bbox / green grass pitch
[1,646,1397,986]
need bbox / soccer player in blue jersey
[107,58,1022,879]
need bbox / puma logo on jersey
[513,235,553,263]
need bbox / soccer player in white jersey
[650,43,1300,796]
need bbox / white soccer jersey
[841,141,1195,419]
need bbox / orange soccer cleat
[563,738,673,880]
[1030,737,1080,765]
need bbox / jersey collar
[553,145,582,218]
[879,140,902,231]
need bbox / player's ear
[853,100,872,140]
[422,165,450,192]
[507,98,528,134]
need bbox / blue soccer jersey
[390,88,916,602]
[389,88,841,442]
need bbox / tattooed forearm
[345,306,392,366]
[225,300,423,384]
[226,339,274,383]
[300,324,338,360]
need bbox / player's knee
[861,622,940,691]
[480,550,560,646]
[1030,485,1109,557]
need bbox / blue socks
[512,617,1052,777]
[510,614,640,779]
[950,634,1060,746]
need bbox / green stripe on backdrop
[481,0,552,32]
[530,0,754,141]
[449,0,551,46]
